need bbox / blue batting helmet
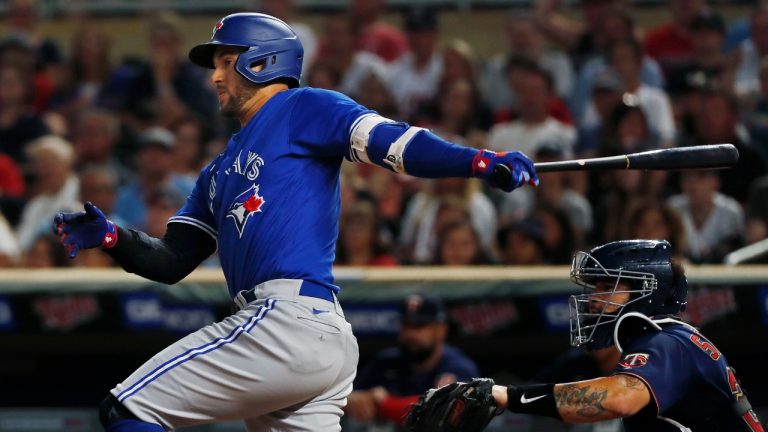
[568,239,688,349]
[189,13,304,88]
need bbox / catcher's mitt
[404,378,502,432]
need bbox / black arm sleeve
[105,222,216,285]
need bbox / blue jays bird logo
[227,184,265,238]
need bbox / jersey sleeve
[289,88,378,159]
[168,159,218,240]
[611,333,694,414]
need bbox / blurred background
[0,0,767,430]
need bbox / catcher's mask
[568,239,687,350]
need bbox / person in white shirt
[487,63,576,158]
[735,7,768,99]
[481,12,575,111]
[15,135,81,251]
[387,7,443,120]
[667,170,745,263]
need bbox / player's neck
[238,83,289,126]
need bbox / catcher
[406,240,764,432]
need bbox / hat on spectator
[138,127,175,151]
[497,218,546,251]
[400,293,446,325]
[404,7,439,32]
[26,135,75,164]
[690,11,726,33]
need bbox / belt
[241,280,335,304]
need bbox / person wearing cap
[497,218,547,265]
[113,127,193,229]
[15,135,80,251]
[387,7,444,120]
[346,293,479,426]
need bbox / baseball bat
[491,144,739,184]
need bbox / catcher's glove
[404,378,502,432]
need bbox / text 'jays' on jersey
[169,88,375,297]
[613,321,763,432]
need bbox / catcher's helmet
[189,13,303,88]
[568,239,688,349]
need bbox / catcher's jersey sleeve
[612,331,694,413]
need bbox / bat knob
[491,164,512,187]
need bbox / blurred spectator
[606,39,675,146]
[605,99,662,155]
[0,153,25,198]
[72,109,133,185]
[623,199,688,259]
[532,146,593,245]
[434,220,491,266]
[15,136,80,251]
[336,200,397,266]
[78,164,124,226]
[0,63,50,162]
[144,188,186,238]
[735,7,768,99]
[575,70,624,156]
[570,9,664,125]
[346,293,478,425]
[258,0,317,79]
[321,14,388,99]
[482,12,574,111]
[400,180,496,264]
[534,0,624,69]
[420,78,488,145]
[643,0,707,78]
[497,218,547,265]
[306,60,341,91]
[683,89,767,202]
[665,11,736,97]
[487,64,576,158]
[6,0,61,71]
[21,234,69,268]
[5,0,61,112]
[52,25,112,120]
[0,214,21,267]
[745,175,768,243]
[170,116,207,181]
[350,0,409,62]
[113,127,191,228]
[743,60,768,144]
[593,170,653,244]
[353,71,398,119]
[104,12,217,131]
[388,7,443,120]
[531,205,576,264]
[668,170,745,263]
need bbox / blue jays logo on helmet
[189,13,304,88]
[226,184,265,238]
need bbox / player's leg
[105,281,357,430]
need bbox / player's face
[589,280,631,314]
[211,46,257,118]
[399,322,446,363]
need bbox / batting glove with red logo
[53,202,118,258]
[472,150,539,192]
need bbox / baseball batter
[52,13,538,432]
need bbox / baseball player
[407,240,764,432]
[52,13,538,432]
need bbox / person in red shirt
[643,0,708,76]
[351,0,408,62]
[0,153,24,198]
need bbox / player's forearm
[106,223,216,285]
[367,123,478,178]
[497,375,650,424]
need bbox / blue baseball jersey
[614,322,763,431]
[354,345,480,395]
[169,88,374,297]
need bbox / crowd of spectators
[2,0,768,269]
